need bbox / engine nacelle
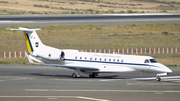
[37,51,65,60]
[60,51,65,60]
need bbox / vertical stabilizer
[10,27,43,53]
[24,33,34,52]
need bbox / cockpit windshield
[149,59,158,63]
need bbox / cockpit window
[149,59,158,63]
[144,59,149,63]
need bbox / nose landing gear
[156,73,167,81]
[156,76,161,81]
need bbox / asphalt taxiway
[0,13,180,27]
[0,64,180,101]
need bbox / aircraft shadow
[28,74,158,82]
[30,73,156,81]
[30,73,124,79]
[30,73,72,78]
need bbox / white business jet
[10,27,172,81]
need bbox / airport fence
[83,47,180,54]
[1,51,26,58]
[0,47,180,58]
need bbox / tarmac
[0,14,180,27]
[0,64,180,101]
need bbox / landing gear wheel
[72,73,76,78]
[89,74,94,78]
[72,73,80,78]
[156,76,161,81]
[89,73,97,78]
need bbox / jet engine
[37,51,65,60]
[60,51,65,60]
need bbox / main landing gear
[72,72,98,78]
[72,73,80,78]
[89,73,98,78]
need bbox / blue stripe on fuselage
[64,59,151,67]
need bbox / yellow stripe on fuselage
[24,34,32,53]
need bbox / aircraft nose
[166,67,172,73]
[162,64,172,73]
[159,63,172,73]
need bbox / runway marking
[0,21,34,23]
[25,89,180,93]
[154,92,163,95]
[0,96,109,101]
[126,82,180,86]
[0,76,31,79]
[0,80,4,82]
[97,76,180,83]
[126,76,180,83]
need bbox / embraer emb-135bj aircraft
[10,27,172,81]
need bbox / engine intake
[60,51,65,60]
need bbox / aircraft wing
[38,64,99,70]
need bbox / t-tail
[10,27,64,62]
[10,27,43,53]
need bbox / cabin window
[95,58,97,61]
[104,58,106,61]
[80,57,82,59]
[109,59,111,62]
[99,58,102,61]
[90,58,92,60]
[75,57,77,59]
[113,59,115,62]
[117,59,119,62]
[121,60,123,62]
[150,59,158,63]
[85,57,87,59]
[144,59,149,63]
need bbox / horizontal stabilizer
[10,27,41,32]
